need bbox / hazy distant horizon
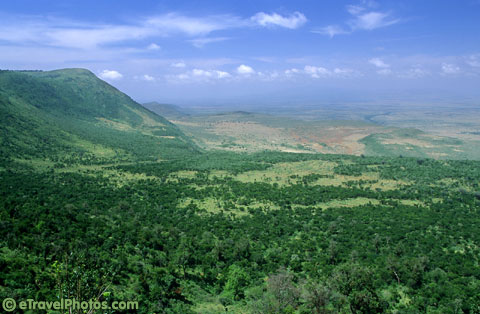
[1,0,479,106]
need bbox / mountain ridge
[0,68,198,163]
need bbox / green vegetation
[0,69,197,163]
[360,128,480,160]
[1,69,480,313]
[3,150,480,313]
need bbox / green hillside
[0,69,198,164]
[1,69,480,313]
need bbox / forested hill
[0,69,198,163]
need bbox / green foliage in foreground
[1,152,480,313]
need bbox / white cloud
[270,71,279,79]
[192,69,213,77]
[134,74,156,81]
[334,68,355,76]
[256,71,282,81]
[466,55,480,67]
[0,11,307,51]
[147,43,161,50]
[302,65,358,78]
[251,12,307,29]
[175,68,232,81]
[42,25,150,49]
[145,13,242,37]
[312,25,349,38]
[369,58,390,68]
[188,37,230,48]
[215,71,231,79]
[315,3,399,37]
[171,62,186,68]
[172,65,357,82]
[346,5,366,15]
[304,65,330,78]
[0,13,242,49]
[441,63,461,74]
[237,64,255,75]
[370,57,392,75]
[285,68,300,76]
[176,73,190,80]
[350,11,399,30]
[98,70,123,80]
[142,74,155,81]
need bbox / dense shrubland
[1,152,480,313]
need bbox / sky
[1,0,480,106]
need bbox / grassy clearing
[235,160,337,185]
[178,197,280,216]
[233,159,409,191]
[167,170,198,182]
[14,158,160,187]
[398,199,425,206]
[369,178,410,191]
[294,197,381,210]
[293,198,427,211]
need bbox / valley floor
[2,151,480,313]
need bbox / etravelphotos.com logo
[2,298,138,312]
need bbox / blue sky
[1,0,480,106]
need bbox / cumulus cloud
[302,65,358,78]
[441,63,461,74]
[368,58,393,75]
[304,65,330,78]
[466,55,480,67]
[142,74,155,81]
[215,71,231,79]
[134,74,156,81]
[99,70,123,80]
[237,64,255,75]
[173,64,358,82]
[170,68,231,82]
[251,12,307,29]
[192,69,212,77]
[285,68,300,76]
[369,58,390,68]
[256,71,281,81]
